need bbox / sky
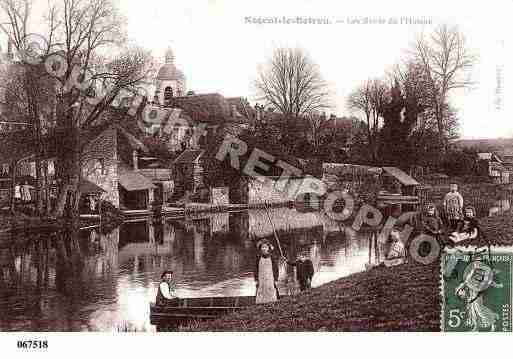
[116,0,513,139]
[1,0,511,139]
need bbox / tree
[347,78,386,163]
[305,111,326,155]
[413,24,476,151]
[1,0,154,218]
[0,59,57,215]
[254,47,331,151]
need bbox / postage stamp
[442,246,512,332]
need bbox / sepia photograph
[0,0,512,352]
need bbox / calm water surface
[1,196,511,332]
[0,208,373,332]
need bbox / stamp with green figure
[442,248,512,332]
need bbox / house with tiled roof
[132,46,257,203]
[82,124,157,211]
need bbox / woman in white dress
[254,241,280,304]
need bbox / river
[0,207,374,332]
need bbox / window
[1,163,9,177]
[164,86,174,106]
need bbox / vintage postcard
[0,0,512,355]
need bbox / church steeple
[165,47,174,65]
[155,46,186,104]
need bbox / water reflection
[3,193,510,332]
[0,208,379,331]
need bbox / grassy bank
[183,261,441,331]
[182,212,513,332]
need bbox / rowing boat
[149,296,256,324]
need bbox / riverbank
[182,211,513,331]
[183,261,441,331]
[0,202,124,236]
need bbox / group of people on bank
[424,183,480,243]
[253,240,315,304]
[156,240,315,306]
[382,183,481,266]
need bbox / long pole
[251,181,284,257]
[263,201,284,257]
[98,194,102,233]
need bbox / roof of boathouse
[79,179,106,194]
[118,166,157,191]
[477,152,503,163]
[381,167,419,186]
[323,163,381,176]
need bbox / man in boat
[156,270,179,306]
[284,252,315,292]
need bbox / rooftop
[382,167,420,186]
[174,149,204,164]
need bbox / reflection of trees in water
[0,228,120,293]
[0,228,121,330]
[248,208,325,238]
[149,218,257,283]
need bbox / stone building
[83,125,156,210]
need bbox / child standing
[443,184,464,231]
[284,252,315,292]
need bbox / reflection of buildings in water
[210,212,229,234]
[230,212,250,243]
[219,243,244,272]
[248,208,325,238]
[162,221,176,243]
[501,198,511,212]
[80,228,120,279]
[0,248,15,285]
[148,219,155,244]
[192,225,205,269]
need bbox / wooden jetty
[149,296,257,323]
